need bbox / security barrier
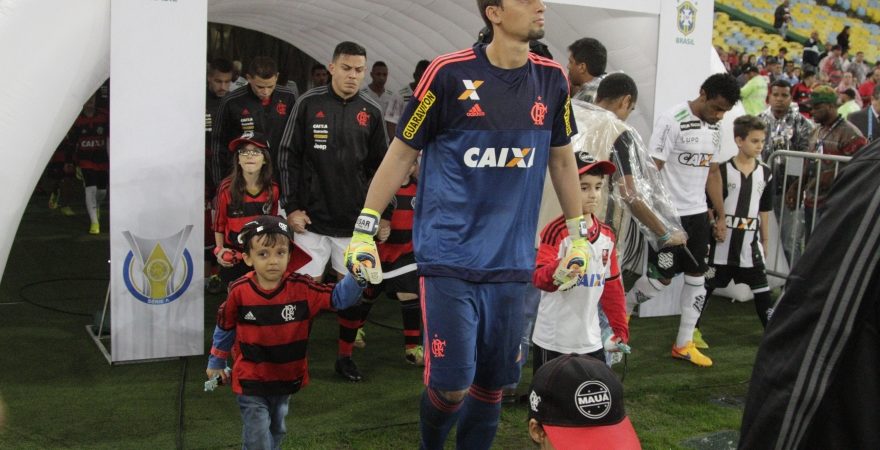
[766,150,852,279]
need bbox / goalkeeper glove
[553,216,589,291]
[345,208,383,285]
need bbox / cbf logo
[676,1,697,45]
[677,1,696,35]
[122,226,194,305]
[464,147,535,168]
[575,380,612,419]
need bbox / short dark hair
[596,73,638,104]
[803,70,817,79]
[476,0,502,30]
[568,38,607,77]
[311,64,327,74]
[733,115,766,139]
[414,59,431,79]
[372,61,387,70]
[208,58,234,76]
[247,56,278,78]
[332,41,366,61]
[584,166,609,178]
[701,73,741,105]
[842,88,857,100]
[770,79,792,91]
[779,47,788,53]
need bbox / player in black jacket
[739,142,880,449]
[211,56,296,186]
[278,41,388,382]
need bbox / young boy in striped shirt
[701,115,774,328]
[206,216,364,449]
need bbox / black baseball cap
[228,131,270,152]
[528,354,641,449]
[575,150,616,176]
[237,215,292,246]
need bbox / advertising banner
[109,0,207,361]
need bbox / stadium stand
[715,0,880,63]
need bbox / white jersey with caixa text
[649,102,722,216]
[709,159,773,268]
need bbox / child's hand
[663,230,687,247]
[215,247,235,267]
[713,220,726,242]
[206,367,229,385]
[377,219,391,242]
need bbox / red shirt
[214,272,336,396]
[213,179,279,250]
[858,79,876,106]
[532,215,628,343]
[377,179,416,265]
[62,108,109,171]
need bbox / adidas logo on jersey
[244,311,256,321]
[464,147,535,168]
[466,104,485,117]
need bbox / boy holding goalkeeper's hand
[206,216,363,450]
[531,152,630,373]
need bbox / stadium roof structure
[1,0,723,281]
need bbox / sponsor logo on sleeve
[402,90,436,140]
[563,97,573,136]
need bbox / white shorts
[294,230,350,277]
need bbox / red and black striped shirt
[215,272,336,396]
[213,179,279,250]
[62,108,109,171]
[378,179,416,265]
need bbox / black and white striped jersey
[708,158,773,268]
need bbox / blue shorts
[420,276,526,391]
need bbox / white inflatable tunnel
[2,0,743,292]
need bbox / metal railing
[766,150,852,279]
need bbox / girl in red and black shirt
[213,133,280,284]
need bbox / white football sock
[625,275,666,315]
[85,185,98,225]
[676,275,706,348]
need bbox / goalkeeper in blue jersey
[343,2,583,448]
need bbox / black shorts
[363,254,419,301]
[81,169,109,189]
[647,213,710,279]
[706,264,769,292]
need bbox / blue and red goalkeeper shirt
[396,43,576,282]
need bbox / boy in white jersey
[532,153,630,373]
[701,116,774,328]
[625,74,741,368]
